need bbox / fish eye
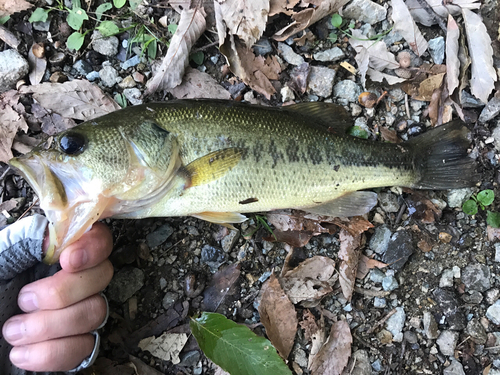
[59,132,86,155]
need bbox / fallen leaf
[169,67,231,99]
[202,263,241,312]
[356,254,387,279]
[367,68,407,85]
[379,127,400,143]
[349,30,399,71]
[0,25,21,49]
[427,87,443,126]
[129,355,165,375]
[138,332,188,364]
[0,198,18,213]
[145,7,206,95]
[270,0,301,16]
[415,72,445,101]
[0,92,28,163]
[258,273,298,359]
[462,8,496,103]
[354,47,369,88]
[216,0,269,48]
[28,43,46,85]
[19,80,121,121]
[281,256,337,305]
[89,358,136,375]
[273,0,349,41]
[338,229,361,301]
[309,320,352,375]
[446,15,460,96]
[0,0,32,17]
[391,0,428,56]
[332,216,373,237]
[289,62,310,94]
[300,310,327,369]
[405,190,442,223]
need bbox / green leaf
[129,0,142,9]
[113,0,127,8]
[190,51,204,66]
[29,8,50,23]
[67,31,85,51]
[477,189,494,207]
[97,20,120,36]
[348,126,369,139]
[327,32,338,43]
[95,3,113,21]
[0,15,10,25]
[462,199,478,215]
[168,23,178,34]
[190,312,292,375]
[147,39,157,59]
[67,7,88,30]
[114,93,127,108]
[331,13,342,28]
[487,211,500,228]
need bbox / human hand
[2,222,114,372]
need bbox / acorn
[358,92,378,108]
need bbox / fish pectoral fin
[183,148,243,187]
[192,211,248,225]
[283,102,353,134]
[301,191,378,218]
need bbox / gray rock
[307,66,336,97]
[91,30,119,56]
[122,55,141,70]
[73,60,93,76]
[280,86,295,102]
[369,269,385,283]
[371,359,382,372]
[374,297,386,308]
[221,230,239,253]
[178,350,201,367]
[461,90,484,108]
[162,291,178,310]
[33,18,51,32]
[0,49,29,93]
[99,65,119,87]
[437,330,459,356]
[333,80,362,102]
[479,95,500,122]
[462,290,483,304]
[107,267,145,303]
[443,359,466,375]
[495,243,500,262]
[382,275,399,291]
[428,37,445,64]
[349,350,371,375]
[462,263,491,292]
[423,311,440,339]
[382,231,414,271]
[447,188,473,208]
[378,192,400,213]
[277,42,304,66]
[313,47,345,62]
[466,318,487,344]
[440,268,455,288]
[489,369,500,375]
[123,88,143,105]
[293,348,308,368]
[146,224,174,248]
[433,288,466,330]
[201,244,225,271]
[86,71,100,81]
[492,126,500,153]
[486,300,500,325]
[343,0,387,25]
[254,38,273,56]
[386,307,405,342]
[404,331,418,344]
[384,29,403,46]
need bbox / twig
[404,93,411,119]
[366,308,397,334]
[17,197,39,221]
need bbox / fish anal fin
[301,191,378,218]
[283,102,352,134]
[184,148,243,187]
[192,211,248,225]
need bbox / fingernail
[18,292,39,312]
[70,248,88,269]
[10,346,28,365]
[3,320,25,341]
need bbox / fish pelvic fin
[192,211,248,225]
[300,191,378,218]
[406,120,479,189]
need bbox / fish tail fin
[406,120,479,189]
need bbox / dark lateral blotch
[239,197,259,205]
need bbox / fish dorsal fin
[192,211,248,225]
[183,148,243,187]
[300,191,378,218]
[283,102,353,134]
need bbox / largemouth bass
[10,100,477,263]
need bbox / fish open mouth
[10,154,111,264]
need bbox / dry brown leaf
[0,0,32,17]
[446,15,460,96]
[282,256,336,305]
[379,127,400,143]
[415,72,445,101]
[356,254,387,279]
[391,0,428,56]
[405,191,442,223]
[309,320,352,375]
[273,0,349,41]
[0,92,28,164]
[367,68,407,85]
[145,7,206,95]
[462,8,496,103]
[202,263,241,311]
[300,310,327,369]
[289,62,310,94]
[332,216,373,237]
[20,80,121,121]
[216,0,269,48]
[169,67,231,99]
[28,43,47,85]
[270,0,301,16]
[258,273,298,359]
[427,87,443,126]
[338,229,361,301]
[350,30,399,71]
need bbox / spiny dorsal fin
[183,148,243,187]
[283,102,353,134]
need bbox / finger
[18,260,113,312]
[9,334,95,372]
[59,221,113,272]
[3,294,107,346]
